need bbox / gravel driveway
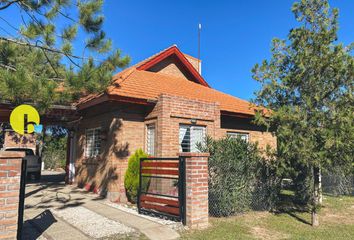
[51,206,135,238]
[24,171,144,240]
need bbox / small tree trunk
[312,166,320,227]
[319,168,323,205]
[312,208,319,227]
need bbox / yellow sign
[10,105,40,135]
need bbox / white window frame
[179,125,206,153]
[85,127,101,158]
[227,131,249,142]
[146,124,156,156]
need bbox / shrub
[42,135,67,169]
[292,164,313,205]
[124,149,148,203]
[252,146,281,210]
[198,136,280,217]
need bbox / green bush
[198,136,280,217]
[42,135,67,169]
[292,164,313,205]
[252,147,282,210]
[124,149,149,203]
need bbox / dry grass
[251,226,289,240]
[182,195,354,240]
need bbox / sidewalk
[85,201,180,240]
[24,174,180,240]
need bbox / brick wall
[148,55,201,83]
[0,151,24,240]
[75,103,147,202]
[183,54,201,73]
[147,94,220,157]
[3,131,36,151]
[74,93,276,203]
[219,115,276,150]
[180,152,209,229]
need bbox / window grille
[146,124,156,156]
[179,125,206,152]
[227,132,249,142]
[85,128,101,157]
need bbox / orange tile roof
[77,46,260,116]
[105,69,257,115]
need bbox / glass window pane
[227,132,249,142]
[85,128,101,157]
[179,125,206,153]
[146,124,155,156]
[191,126,206,152]
[179,125,190,152]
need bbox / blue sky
[102,0,354,100]
[1,1,353,101]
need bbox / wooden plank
[140,195,179,207]
[140,202,179,216]
[141,162,179,168]
[141,169,179,176]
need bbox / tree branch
[0,0,19,11]
[0,36,103,63]
[0,62,65,81]
[41,45,60,77]
[0,63,16,71]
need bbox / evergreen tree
[0,0,130,110]
[252,0,353,226]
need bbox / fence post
[178,152,209,229]
[0,151,25,240]
[17,159,27,240]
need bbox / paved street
[23,171,180,240]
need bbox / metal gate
[138,157,185,224]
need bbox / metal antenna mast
[198,23,202,74]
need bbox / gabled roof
[135,45,209,87]
[77,46,260,117]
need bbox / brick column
[0,151,24,240]
[179,152,209,229]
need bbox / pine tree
[0,0,130,110]
[252,0,354,226]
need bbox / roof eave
[221,110,255,119]
[76,94,155,111]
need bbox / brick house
[73,45,276,202]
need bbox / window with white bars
[85,128,101,157]
[227,132,249,142]
[179,125,206,152]
[146,124,156,156]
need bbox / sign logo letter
[10,105,41,135]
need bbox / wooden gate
[138,157,185,224]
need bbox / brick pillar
[179,152,209,229]
[0,151,24,240]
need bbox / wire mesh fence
[207,160,280,217]
[322,174,354,196]
[207,167,354,217]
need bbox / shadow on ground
[273,191,311,225]
[22,210,57,240]
[25,171,107,212]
